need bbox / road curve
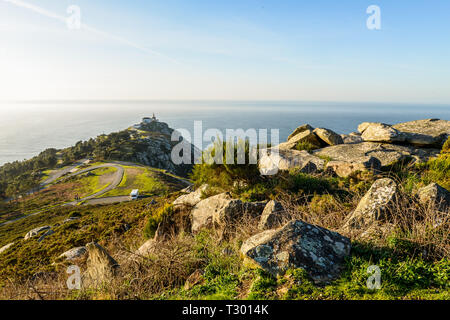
[40,159,89,186]
[64,164,125,205]
[0,163,126,226]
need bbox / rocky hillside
[0,118,448,300]
[61,118,198,177]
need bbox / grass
[295,141,319,153]
[39,170,53,183]
[102,166,167,197]
[69,167,118,198]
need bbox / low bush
[143,203,174,239]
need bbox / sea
[0,101,449,166]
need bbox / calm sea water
[0,101,449,166]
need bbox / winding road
[0,162,127,227]
[40,159,90,186]
[63,163,125,205]
[1,160,191,227]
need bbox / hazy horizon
[0,100,448,166]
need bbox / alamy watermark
[366,265,381,290]
[366,5,381,30]
[67,4,81,30]
[66,265,81,290]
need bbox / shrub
[425,153,450,189]
[282,170,333,195]
[190,139,263,190]
[143,203,174,239]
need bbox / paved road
[1,160,192,226]
[40,159,89,186]
[63,164,125,205]
[0,163,126,227]
[84,196,131,206]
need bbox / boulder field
[259,119,448,177]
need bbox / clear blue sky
[1,0,449,103]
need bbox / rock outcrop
[173,184,209,208]
[357,119,449,147]
[360,123,405,143]
[190,193,266,233]
[258,200,287,230]
[128,120,200,176]
[260,119,444,177]
[342,178,397,232]
[259,148,325,174]
[313,142,439,168]
[59,247,87,261]
[393,119,450,147]
[417,183,450,211]
[313,128,344,146]
[24,226,51,240]
[279,129,322,150]
[287,124,314,141]
[282,125,343,151]
[241,220,351,283]
[84,242,119,286]
[325,156,381,178]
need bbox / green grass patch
[102,166,169,197]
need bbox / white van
[130,189,139,200]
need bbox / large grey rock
[313,142,439,168]
[342,178,397,231]
[190,193,265,233]
[173,184,209,208]
[288,124,314,141]
[59,247,87,261]
[313,128,344,146]
[241,220,351,283]
[393,119,450,147]
[24,226,51,240]
[259,148,325,175]
[84,242,119,286]
[259,200,287,230]
[0,243,14,255]
[417,183,450,210]
[361,123,405,143]
[325,156,381,178]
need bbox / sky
[0,0,449,103]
